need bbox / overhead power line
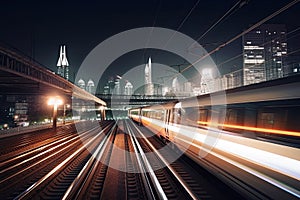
[192,0,250,46]
[170,0,300,81]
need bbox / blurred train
[129,75,300,199]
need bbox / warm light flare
[47,97,63,106]
[197,121,300,137]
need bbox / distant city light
[202,68,213,78]
[116,75,122,79]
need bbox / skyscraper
[243,24,287,85]
[145,57,154,95]
[57,45,70,81]
[114,77,121,95]
[172,77,179,92]
[77,79,85,89]
[77,78,95,94]
[86,79,95,94]
[124,80,133,95]
[263,24,287,81]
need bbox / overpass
[0,44,105,105]
[95,94,186,120]
[96,94,182,107]
[0,44,106,127]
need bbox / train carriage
[128,75,300,199]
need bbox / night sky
[1,0,300,91]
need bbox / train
[129,75,300,199]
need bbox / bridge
[96,93,183,108]
[0,44,105,105]
[94,93,184,120]
[0,44,106,128]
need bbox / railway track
[0,119,243,199]
[0,125,79,170]
[62,120,165,199]
[128,120,243,199]
[0,121,113,199]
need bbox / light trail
[197,121,300,137]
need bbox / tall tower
[145,58,151,85]
[57,45,70,81]
[145,57,154,95]
[243,29,265,85]
[262,24,287,81]
[148,57,152,84]
[114,77,121,95]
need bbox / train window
[257,109,288,130]
[180,107,203,126]
[227,110,238,124]
[150,111,154,119]
[144,110,164,120]
[142,110,149,117]
[260,113,274,129]
[160,110,164,120]
[225,109,244,126]
[131,110,138,115]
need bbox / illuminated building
[124,80,133,95]
[103,78,115,95]
[102,76,123,95]
[145,57,154,95]
[243,24,287,85]
[86,79,95,94]
[77,78,95,94]
[77,79,85,89]
[114,77,121,95]
[57,45,70,81]
[172,77,179,92]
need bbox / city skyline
[0,2,300,197]
[1,0,299,86]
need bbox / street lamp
[13,115,19,127]
[48,97,63,129]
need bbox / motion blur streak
[197,121,300,137]
[178,136,300,198]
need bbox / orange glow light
[47,97,63,106]
[197,121,300,137]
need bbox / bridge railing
[0,44,106,106]
[96,94,185,100]
[0,45,71,91]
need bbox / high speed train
[129,75,300,199]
